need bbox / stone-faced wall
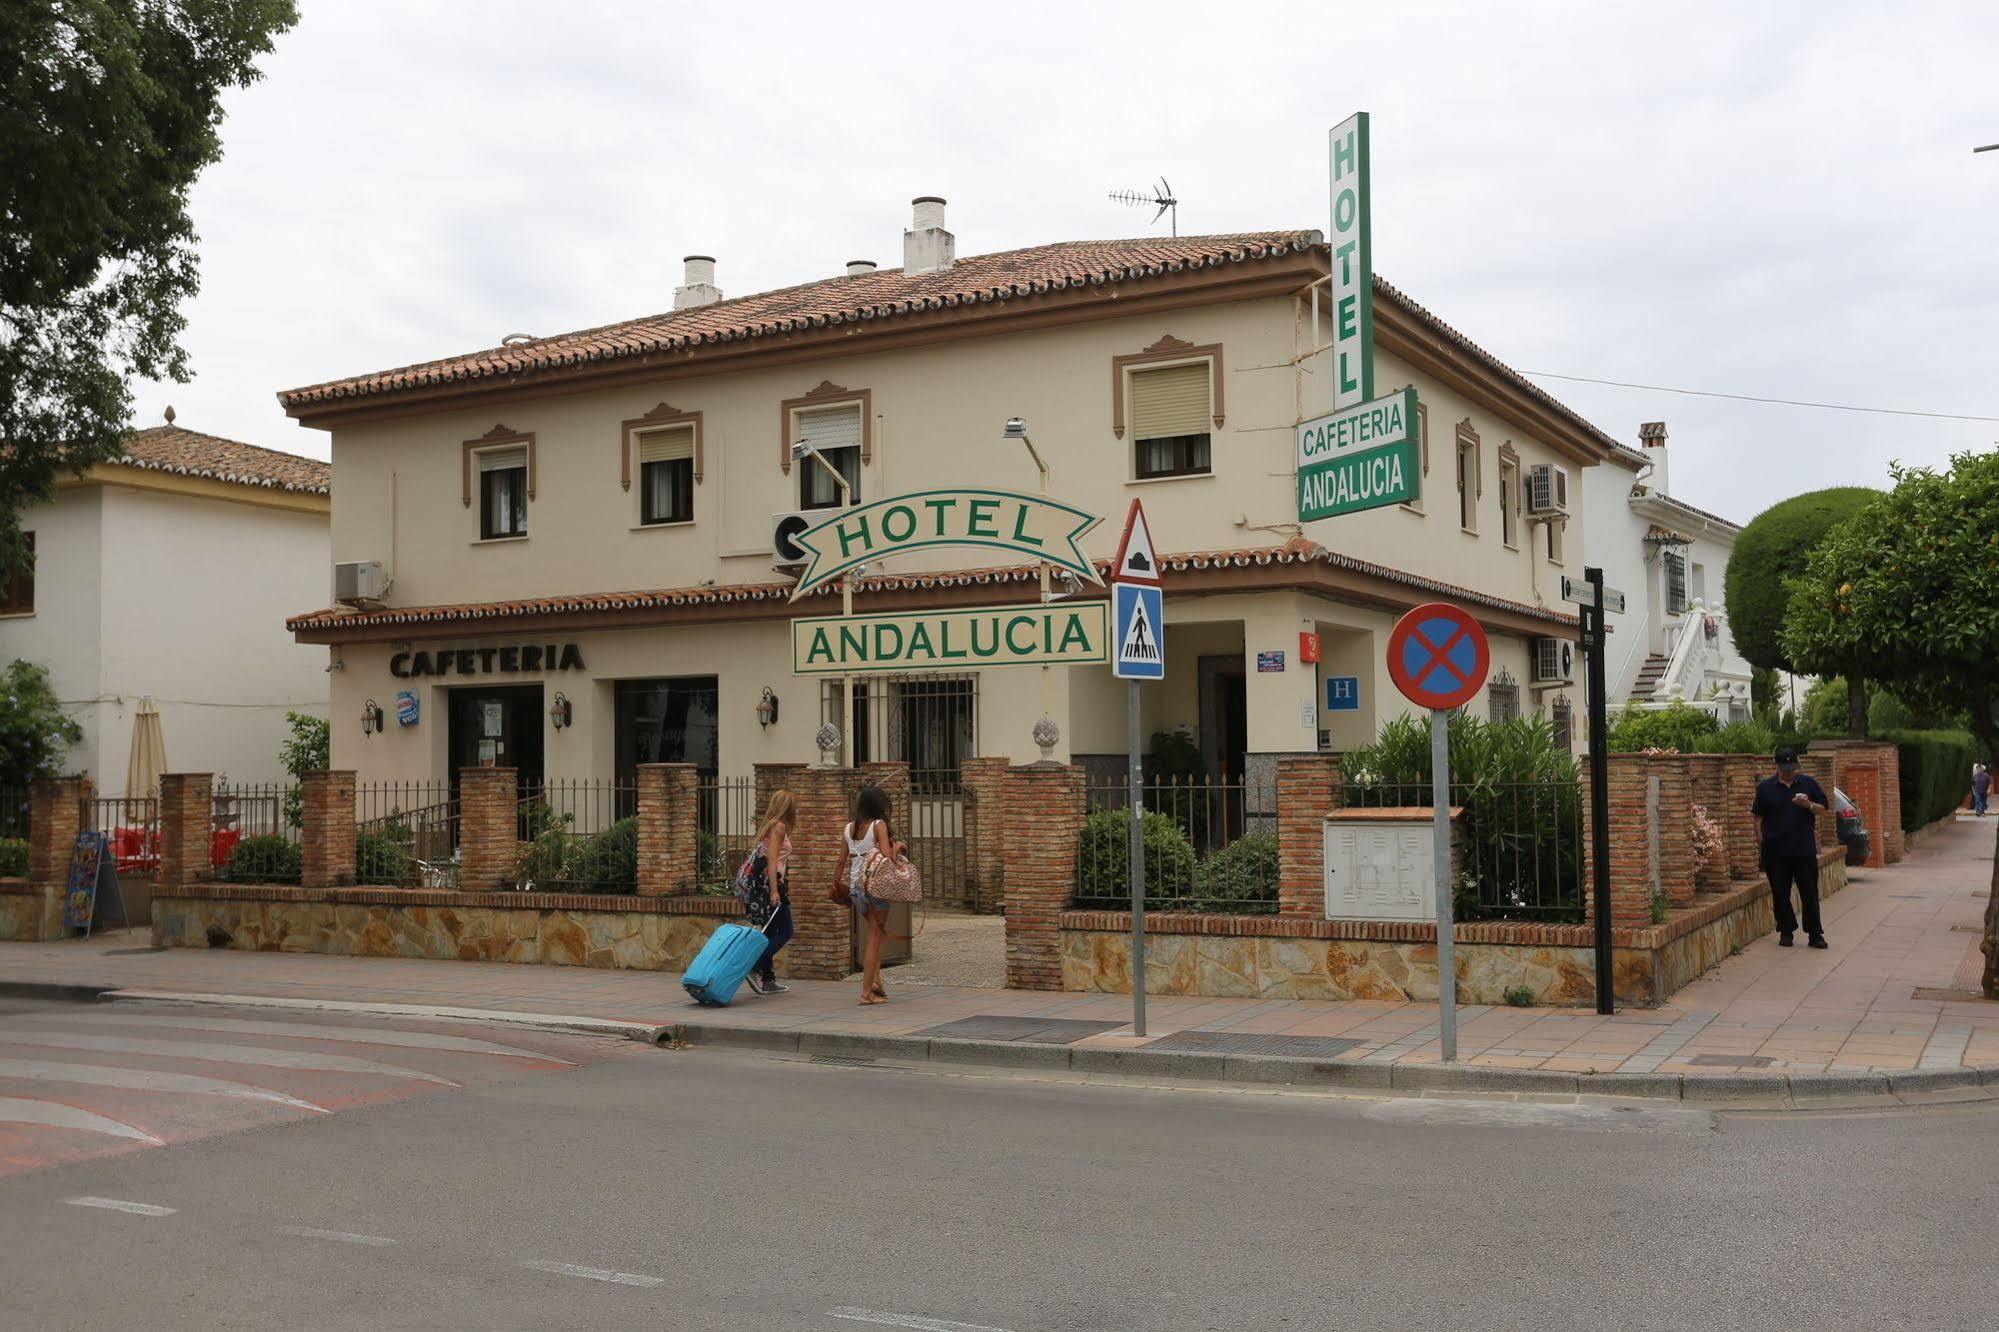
[152,884,742,972]
[0,880,64,942]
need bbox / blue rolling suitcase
[682,920,770,1007]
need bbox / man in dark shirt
[1752,746,1831,948]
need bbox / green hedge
[0,837,25,877]
[1877,729,1979,832]
[1077,808,1198,903]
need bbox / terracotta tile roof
[114,423,330,494]
[1643,523,1693,545]
[286,540,1577,635]
[277,232,1322,410]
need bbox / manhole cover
[808,1054,875,1067]
[918,1015,1123,1045]
[1687,1054,1777,1069]
[1143,1031,1364,1059]
[1912,987,1989,1003]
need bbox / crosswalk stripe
[0,1031,457,1085]
[276,1225,395,1246]
[0,1098,162,1144]
[51,1012,572,1064]
[67,1196,176,1216]
[521,1260,666,1287]
[0,1056,327,1112]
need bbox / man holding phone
[1753,746,1831,948]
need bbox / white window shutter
[1130,363,1210,440]
[796,404,862,452]
[478,445,527,473]
[637,427,694,465]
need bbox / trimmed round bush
[0,837,27,877]
[1725,487,1879,672]
[224,833,301,884]
[1077,808,1196,903]
[354,830,410,886]
[1192,832,1278,911]
[567,817,639,893]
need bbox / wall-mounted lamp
[361,699,384,736]
[549,692,572,731]
[754,687,780,730]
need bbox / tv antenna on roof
[1109,177,1178,236]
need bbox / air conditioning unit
[1526,463,1571,517]
[1531,636,1575,686]
[771,510,820,568]
[333,561,386,607]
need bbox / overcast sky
[139,0,1998,524]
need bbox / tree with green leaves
[1725,487,1879,737]
[276,709,328,827]
[1782,451,1999,995]
[0,1,298,576]
[0,658,83,780]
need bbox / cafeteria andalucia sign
[789,488,1103,599]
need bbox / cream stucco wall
[0,482,329,796]
[315,283,1599,782]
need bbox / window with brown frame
[0,532,33,615]
[636,426,695,525]
[477,447,529,539]
[795,403,863,510]
[1456,436,1478,533]
[1546,518,1566,565]
[1130,361,1212,479]
[1498,454,1520,548]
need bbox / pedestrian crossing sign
[1113,582,1164,680]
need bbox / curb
[13,982,1997,1106]
[663,1021,1999,1105]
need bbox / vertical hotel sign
[1329,112,1373,409]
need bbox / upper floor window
[1498,452,1520,549]
[637,426,695,525]
[1402,401,1429,513]
[1546,517,1566,566]
[797,403,863,510]
[479,447,528,539]
[1488,672,1521,722]
[1131,362,1212,479]
[1551,695,1574,749]
[1691,560,1707,606]
[0,532,34,615]
[1664,550,1688,613]
[1455,426,1480,533]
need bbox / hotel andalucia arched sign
[787,487,1111,675]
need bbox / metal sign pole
[1585,565,1614,1015]
[1430,707,1457,1061]
[1129,679,1147,1036]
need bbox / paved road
[1,1000,1994,1330]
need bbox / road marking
[0,1056,327,1112]
[107,991,663,1042]
[0,1097,163,1144]
[520,1260,666,1288]
[276,1225,396,1247]
[829,1310,1017,1332]
[59,1013,574,1064]
[67,1196,176,1216]
[0,1031,457,1085]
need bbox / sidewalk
[5,818,1995,1094]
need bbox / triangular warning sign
[1111,498,1160,584]
[1120,594,1160,663]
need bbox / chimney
[903,196,954,276]
[673,255,722,310]
[845,259,878,277]
[1637,420,1669,495]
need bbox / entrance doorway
[448,685,546,797]
[1198,655,1248,783]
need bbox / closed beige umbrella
[125,697,167,799]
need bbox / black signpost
[1582,566,1615,1015]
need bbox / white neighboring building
[1581,422,1754,722]
[0,413,332,795]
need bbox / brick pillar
[458,767,519,892]
[1003,763,1084,991]
[1582,754,1657,929]
[1652,753,1697,909]
[28,776,90,888]
[635,763,699,895]
[1797,751,1837,853]
[1686,754,1732,890]
[784,764,865,980]
[1719,756,1764,883]
[156,773,213,889]
[960,757,1009,914]
[754,763,807,827]
[1277,754,1341,919]
[300,770,357,889]
[1878,742,1905,863]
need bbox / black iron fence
[213,782,302,883]
[0,786,28,843]
[81,796,160,877]
[516,779,637,893]
[357,781,458,888]
[1340,778,1584,921]
[1074,773,1271,914]
[697,776,757,893]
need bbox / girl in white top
[842,783,900,1006]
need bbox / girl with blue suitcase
[682,791,797,1006]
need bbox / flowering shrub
[1690,803,1725,875]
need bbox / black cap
[1774,746,1800,766]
